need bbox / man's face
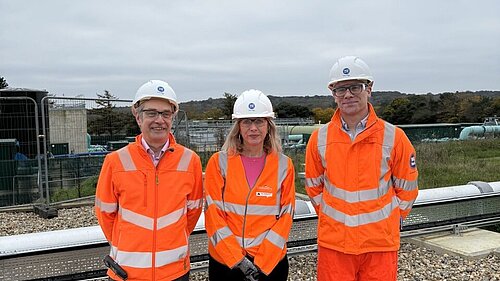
[135,98,174,145]
[332,80,372,117]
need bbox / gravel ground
[1,206,499,280]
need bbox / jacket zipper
[241,156,266,250]
[152,170,159,280]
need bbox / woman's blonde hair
[221,118,282,155]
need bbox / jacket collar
[134,133,177,150]
[331,102,379,129]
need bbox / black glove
[236,257,260,281]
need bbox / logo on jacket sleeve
[410,153,416,168]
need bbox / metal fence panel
[0,97,43,206]
[40,97,134,204]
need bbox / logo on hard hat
[248,103,255,110]
[157,86,165,93]
[342,68,350,75]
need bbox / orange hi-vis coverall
[305,103,418,255]
[95,134,203,281]
[204,151,296,275]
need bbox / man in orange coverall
[95,80,203,281]
[305,56,419,281]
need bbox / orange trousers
[317,246,398,281]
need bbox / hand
[236,257,260,281]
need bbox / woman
[204,89,296,281]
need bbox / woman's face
[238,118,269,149]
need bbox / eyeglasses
[331,83,367,97]
[141,109,173,120]
[240,118,267,128]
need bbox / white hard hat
[328,56,373,89]
[133,80,178,112]
[232,89,275,119]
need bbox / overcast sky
[1,0,499,102]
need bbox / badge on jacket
[410,153,416,169]
[255,185,273,198]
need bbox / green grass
[416,139,500,189]
[51,176,98,202]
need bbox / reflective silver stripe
[322,196,399,227]
[276,153,288,217]
[119,206,187,230]
[205,195,225,210]
[393,177,418,191]
[187,198,202,210]
[117,146,136,171]
[224,202,279,216]
[380,122,396,187]
[155,245,188,267]
[205,195,214,206]
[276,154,288,201]
[400,199,415,211]
[305,175,324,188]
[177,148,193,172]
[236,230,286,249]
[311,193,322,206]
[114,245,188,268]
[265,229,287,249]
[221,201,246,215]
[317,124,328,168]
[119,207,154,230]
[324,178,391,203]
[236,231,267,248]
[116,250,152,268]
[210,226,233,247]
[110,245,118,258]
[95,197,117,213]
[157,207,185,230]
[218,151,228,178]
[247,204,280,215]
[280,203,293,217]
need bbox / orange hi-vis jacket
[305,103,418,255]
[204,151,295,275]
[95,134,203,281]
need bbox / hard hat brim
[232,113,275,119]
[328,77,373,89]
[133,95,179,113]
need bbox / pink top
[241,154,266,188]
[141,138,170,167]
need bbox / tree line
[1,75,498,134]
[183,91,500,125]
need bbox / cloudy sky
[1,0,499,102]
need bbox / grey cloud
[1,0,499,101]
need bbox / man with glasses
[305,56,419,281]
[95,80,203,281]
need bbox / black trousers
[174,271,189,281]
[208,255,289,281]
[108,271,188,281]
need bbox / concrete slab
[406,227,500,260]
